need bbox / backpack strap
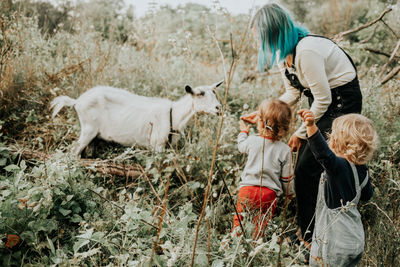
[349,162,361,193]
[360,170,369,190]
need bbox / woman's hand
[288,134,302,152]
[240,111,259,124]
[239,120,251,133]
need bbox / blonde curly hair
[329,114,379,165]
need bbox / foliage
[0,0,399,266]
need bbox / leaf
[20,231,36,245]
[194,253,208,266]
[76,228,93,239]
[4,164,19,172]
[19,160,26,171]
[211,259,224,267]
[91,232,105,241]
[59,207,72,216]
[0,158,7,166]
[28,219,58,233]
[73,239,90,254]
[47,235,55,254]
[74,247,101,261]
[71,214,83,223]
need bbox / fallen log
[9,147,143,179]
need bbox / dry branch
[190,19,252,264]
[364,47,397,58]
[380,19,399,39]
[379,38,400,77]
[149,171,172,266]
[10,148,142,178]
[45,60,88,83]
[333,8,392,41]
[360,24,379,44]
[381,65,400,85]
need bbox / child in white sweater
[235,99,294,237]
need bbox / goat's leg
[72,126,98,157]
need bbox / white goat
[51,81,223,156]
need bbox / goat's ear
[214,80,224,88]
[185,85,194,94]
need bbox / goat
[51,81,223,156]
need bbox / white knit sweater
[279,36,356,139]
[237,132,294,196]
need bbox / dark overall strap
[287,34,357,96]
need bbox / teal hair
[252,3,309,71]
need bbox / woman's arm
[295,50,332,139]
[278,62,301,106]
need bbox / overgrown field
[1,0,399,266]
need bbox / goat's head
[185,80,223,115]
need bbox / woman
[243,3,362,249]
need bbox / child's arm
[238,120,251,153]
[297,109,339,172]
[297,109,318,137]
[240,111,259,124]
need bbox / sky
[46,0,269,17]
[123,0,268,17]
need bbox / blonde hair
[329,114,379,165]
[258,99,291,141]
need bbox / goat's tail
[50,96,77,118]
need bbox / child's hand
[240,120,251,133]
[297,109,315,127]
[240,111,259,124]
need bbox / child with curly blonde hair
[235,99,294,238]
[298,109,378,266]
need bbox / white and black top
[279,35,356,139]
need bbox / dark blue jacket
[308,130,373,209]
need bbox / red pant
[233,186,277,238]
